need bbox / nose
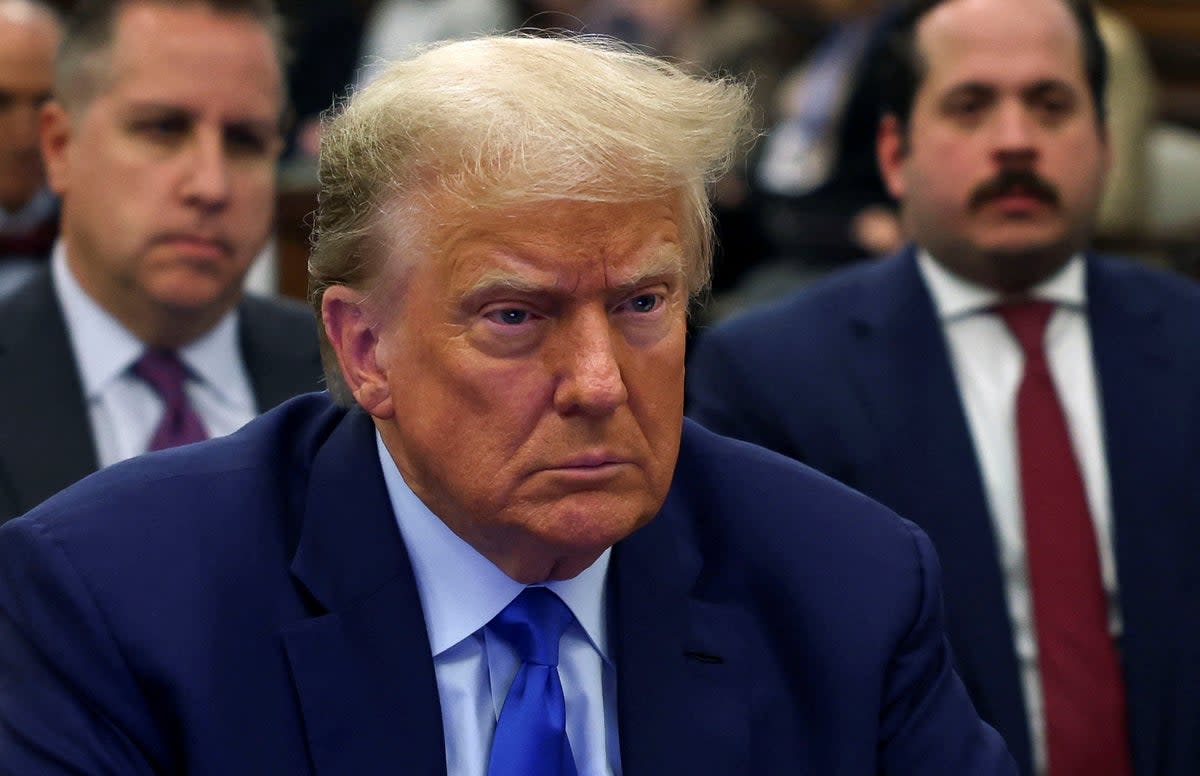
[181,130,231,211]
[552,310,629,417]
[991,101,1038,166]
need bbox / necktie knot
[133,348,190,402]
[994,299,1055,360]
[490,587,574,667]
[131,349,209,450]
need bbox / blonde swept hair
[309,33,753,398]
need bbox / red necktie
[997,301,1132,776]
[132,349,210,451]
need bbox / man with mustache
[0,0,323,523]
[688,0,1200,774]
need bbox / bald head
[0,0,61,211]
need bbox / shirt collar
[916,249,1087,322]
[52,241,250,410]
[179,311,252,410]
[375,431,612,663]
[53,242,146,398]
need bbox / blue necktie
[487,587,578,776]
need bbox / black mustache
[969,169,1060,210]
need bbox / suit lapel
[1088,257,1182,776]
[283,411,754,776]
[0,269,99,520]
[283,409,446,776]
[611,482,753,775]
[841,250,1033,773]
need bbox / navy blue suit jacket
[0,392,1015,774]
[687,248,1200,776]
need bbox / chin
[543,493,656,546]
[150,277,240,311]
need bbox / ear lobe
[321,287,394,419]
[39,101,73,196]
[876,114,908,201]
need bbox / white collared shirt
[376,432,621,776]
[52,243,257,466]
[917,251,1119,776]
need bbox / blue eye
[489,308,529,325]
[628,294,661,313]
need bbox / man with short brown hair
[0,0,322,523]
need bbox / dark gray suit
[0,267,324,523]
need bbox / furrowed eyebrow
[608,252,686,296]
[462,271,549,300]
[461,248,685,302]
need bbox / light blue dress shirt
[375,432,622,776]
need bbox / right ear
[876,114,909,201]
[321,286,394,420]
[39,101,73,197]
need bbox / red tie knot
[993,299,1055,359]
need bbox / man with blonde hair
[0,34,1014,774]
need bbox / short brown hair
[54,0,287,111]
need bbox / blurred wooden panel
[275,171,318,302]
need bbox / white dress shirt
[376,432,621,776]
[52,243,257,467]
[917,251,1120,776]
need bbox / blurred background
[39,0,1200,305]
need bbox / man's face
[878,0,1109,291]
[0,5,58,212]
[42,2,282,342]
[333,196,689,583]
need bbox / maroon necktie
[996,300,1132,776]
[132,349,209,451]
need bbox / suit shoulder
[239,293,318,330]
[3,394,343,546]
[1092,254,1200,305]
[675,419,916,551]
[704,259,877,338]
[0,267,56,330]
[691,259,885,380]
